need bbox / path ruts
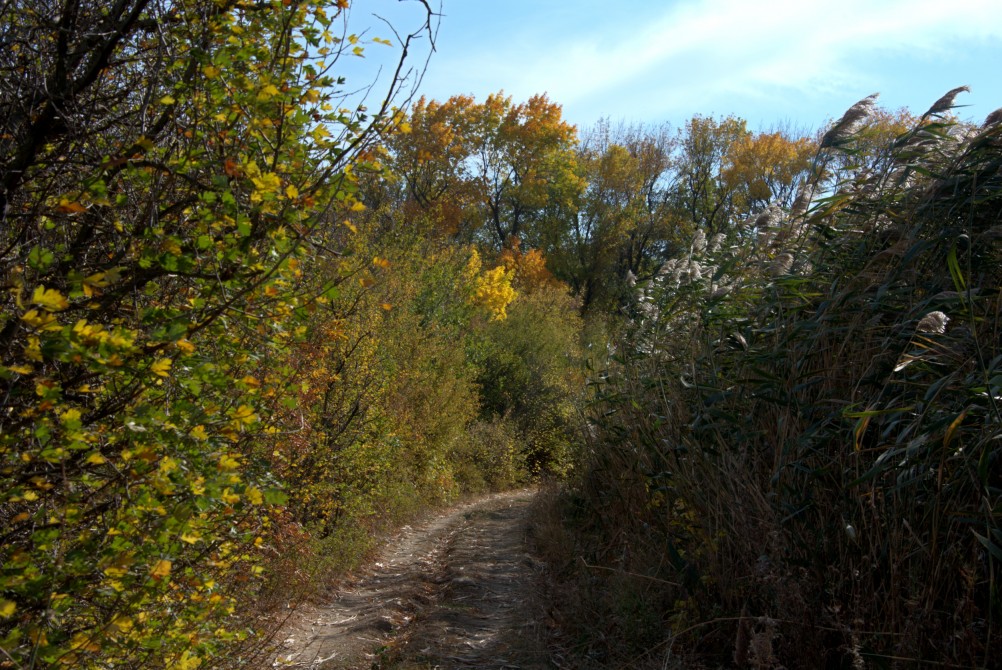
[265,489,550,669]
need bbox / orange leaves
[499,243,558,294]
[56,200,86,214]
[223,157,242,178]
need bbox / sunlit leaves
[151,358,173,377]
[32,286,69,312]
[0,0,417,665]
[389,92,581,245]
[721,130,816,209]
[149,559,172,580]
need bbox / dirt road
[265,489,552,669]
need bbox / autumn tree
[670,115,750,236]
[389,92,582,248]
[721,127,816,212]
[382,95,478,234]
[538,121,684,313]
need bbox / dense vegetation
[1,1,999,668]
[0,2,585,666]
[547,93,1002,668]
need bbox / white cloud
[419,0,1002,126]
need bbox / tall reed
[561,91,1002,668]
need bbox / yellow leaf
[350,200,366,212]
[159,95,176,105]
[180,532,201,544]
[257,84,280,100]
[21,308,61,330]
[82,271,113,296]
[69,632,101,653]
[24,337,43,361]
[245,487,263,505]
[172,650,202,670]
[342,220,357,234]
[175,338,196,354]
[6,364,34,374]
[230,404,257,424]
[202,65,220,78]
[311,124,331,142]
[218,454,241,470]
[221,488,240,504]
[32,286,69,312]
[0,599,15,618]
[285,184,299,199]
[151,358,172,377]
[944,410,968,447]
[251,172,282,196]
[381,303,393,311]
[191,425,209,440]
[149,559,172,579]
[103,565,128,578]
[110,615,133,634]
[191,477,206,495]
[86,452,106,465]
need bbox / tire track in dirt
[264,489,549,669]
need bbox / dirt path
[265,489,552,669]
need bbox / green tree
[671,115,749,235]
[543,121,681,313]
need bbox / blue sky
[347,0,1002,133]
